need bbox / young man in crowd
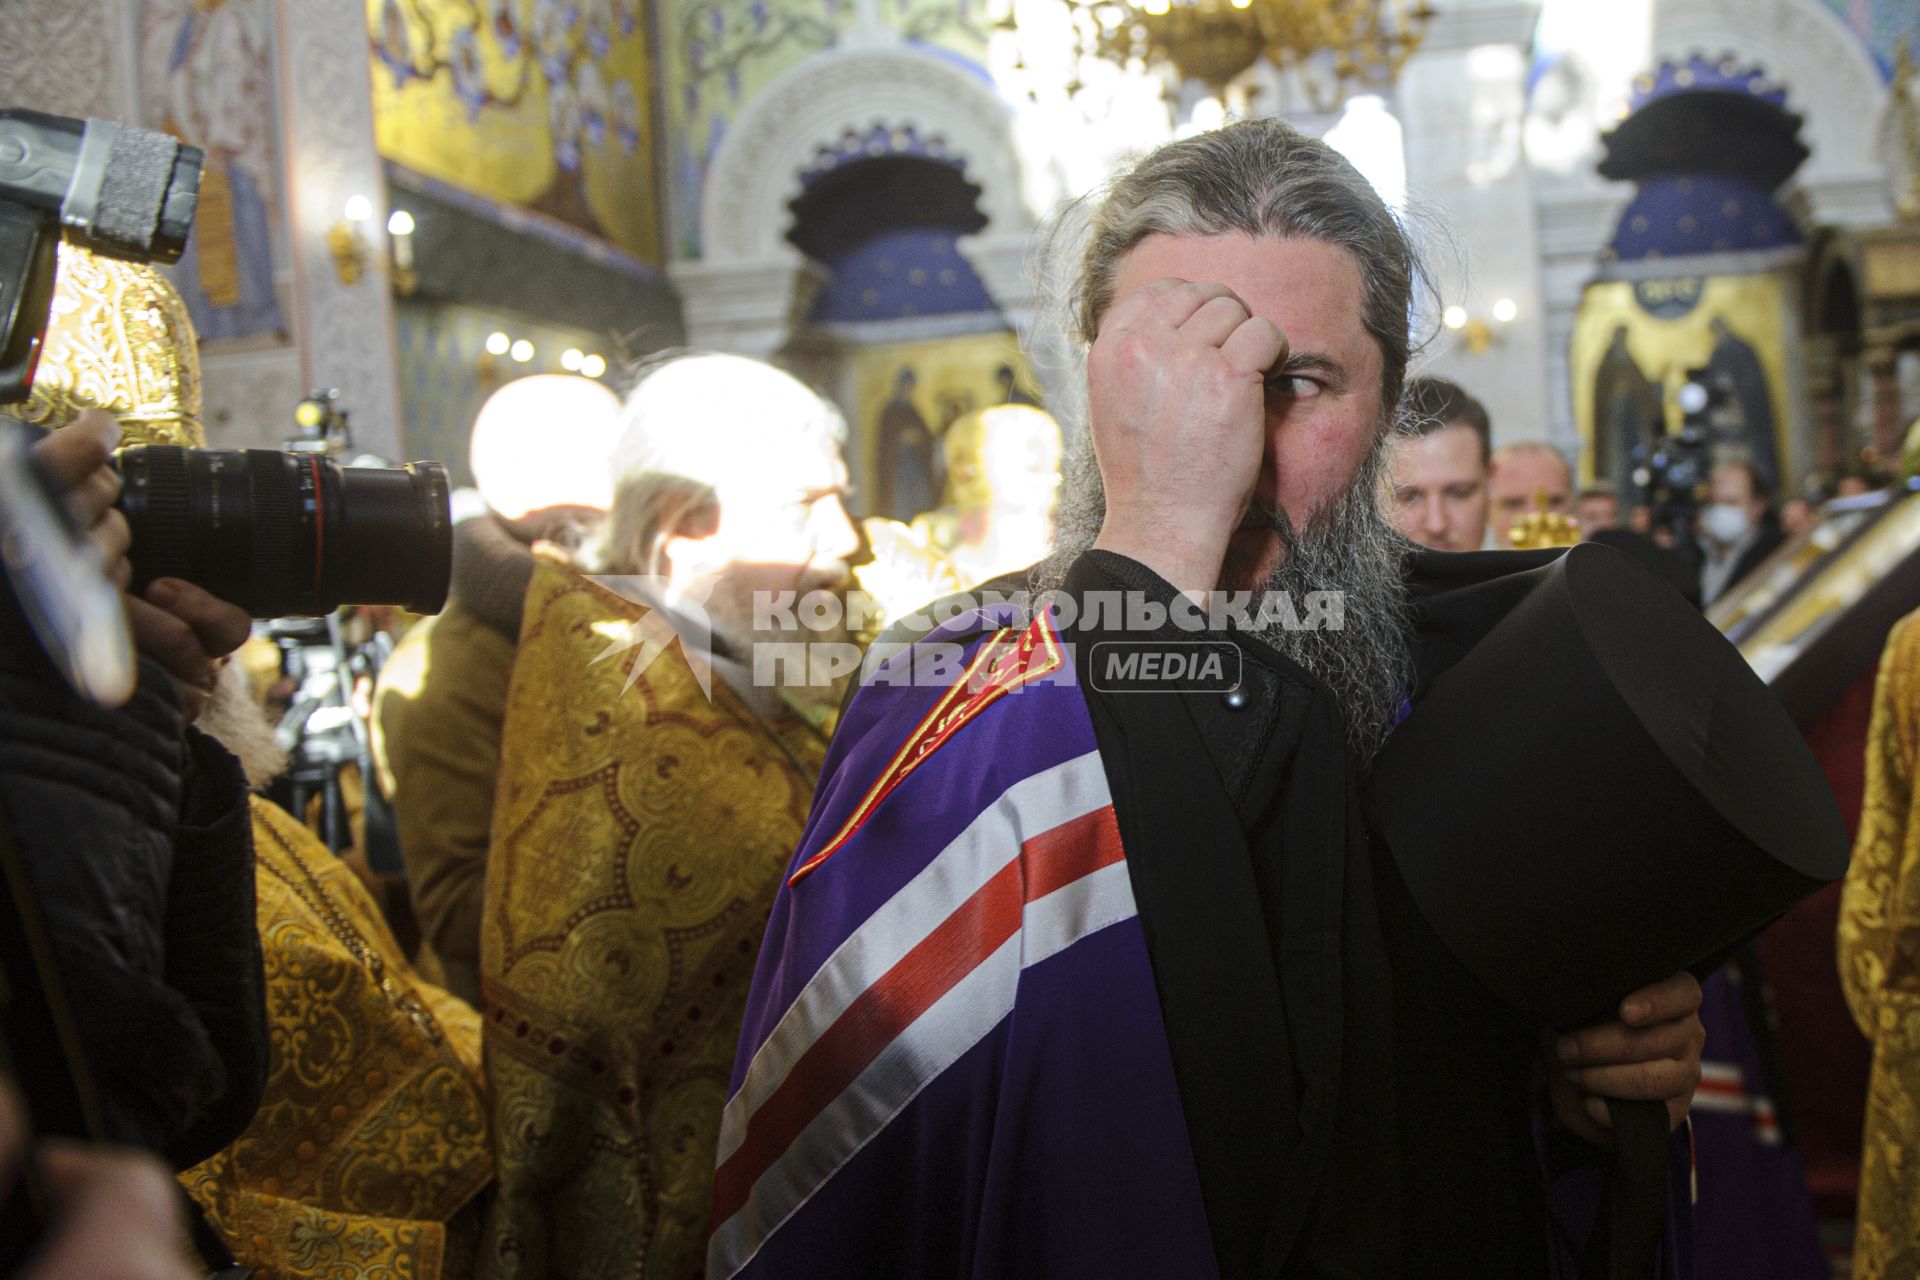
[1388,375,1491,552]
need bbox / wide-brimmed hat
[1371,542,1847,1031]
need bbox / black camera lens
[114,446,451,618]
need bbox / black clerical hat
[1370,542,1848,1031]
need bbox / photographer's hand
[126,581,250,724]
[0,1082,196,1280]
[27,411,130,590]
[28,411,250,722]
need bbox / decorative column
[1395,0,1551,448]
[1866,341,1903,467]
[0,0,138,123]
[275,0,404,460]
[1805,342,1843,477]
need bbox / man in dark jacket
[1,412,263,1170]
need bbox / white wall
[1398,1,1554,448]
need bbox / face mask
[1701,503,1752,545]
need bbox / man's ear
[655,488,723,575]
[661,491,722,542]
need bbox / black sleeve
[158,727,266,1169]
[0,659,212,1158]
[1057,549,1311,1280]
[0,650,266,1170]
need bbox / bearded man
[478,353,860,1280]
[711,122,1708,1279]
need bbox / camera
[114,444,453,619]
[1635,422,1712,503]
[107,388,455,620]
[263,611,397,858]
[1628,367,1720,548]
[2,108,454,625]
[288,388,351,455]
[0,109,201,401]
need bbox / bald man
[372,375,622,1004]
[1486,441,1574,549]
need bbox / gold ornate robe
[479,554,828,1280]
[1840,610,1920,1280]
[182,799,493,1280]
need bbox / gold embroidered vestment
[182,799,493,1280]
[1840,610,1920,1280]
[479,554,826,1280]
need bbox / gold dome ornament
[15,241,205,449]
[937,404,1063,517]
[1508,490,1581,550]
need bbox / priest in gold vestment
[183,795,494,1280]
[178,655,493,1280]
[478,354,861,1280]
[911,402,1063,589]
[1841,609,1920,1280]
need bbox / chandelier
[1012,0,1436,111]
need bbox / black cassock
[1055,546,1675,1279]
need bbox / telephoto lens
[114,447,452,618]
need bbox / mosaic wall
[848,329,1039,517]
[1814,0,1920,76]
[369,0,661,262]
[138,0,291,345]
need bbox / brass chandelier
[1027,0,1436,110]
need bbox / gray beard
[1033,434,1414,760]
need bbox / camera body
[0,109,202,402]
[3,109,454,629]
[1631,369,1718,547]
